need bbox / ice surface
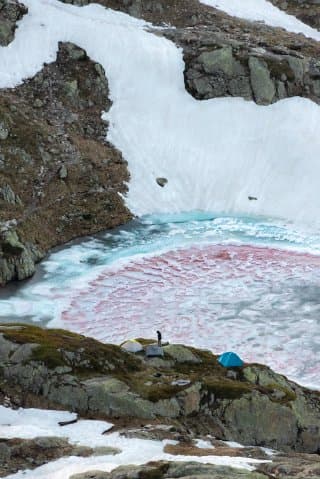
[200,0,320,40]
[1,215,320,389]
[0,0,320,224]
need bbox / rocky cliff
[0,37,131,285]
[1,324,319,454]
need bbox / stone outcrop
[165,26,320,105]
[0,41,132,285]
[1,324,320,453]
[58,0,320,106]
[0,0,27,46]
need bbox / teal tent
[218,351,243,367]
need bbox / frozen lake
[1,212,320,390]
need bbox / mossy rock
[0,324,143,377]
[203,377,253,399]
[163,344,201,364]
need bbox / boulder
[163,344,201,363]
[249,57,276,105]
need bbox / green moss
[262,383,297,403]
[203,377,253,399]
[31,345,66,369]
[0,324,143,375]
[133,381,187,402]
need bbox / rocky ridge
[0,324,320,454]
[0,40,131,285]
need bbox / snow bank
[0,0,319,225]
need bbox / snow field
[0,0,320,224]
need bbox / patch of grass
[260,383,297,403]
[31,346,66,369]
[203,377,253,399]
[0,324,143,376]
[132,380,187,402]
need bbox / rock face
[0,42,131,285]
[1,324,320,453]
[0,0,27,46]
[167,27,320,105]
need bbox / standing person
[157,330,162,347]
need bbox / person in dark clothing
[157,330,162,347]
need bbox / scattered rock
[0,184,22,205]
[156,177,168,187]
[0,122,9,140]
[58,164,68,179]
